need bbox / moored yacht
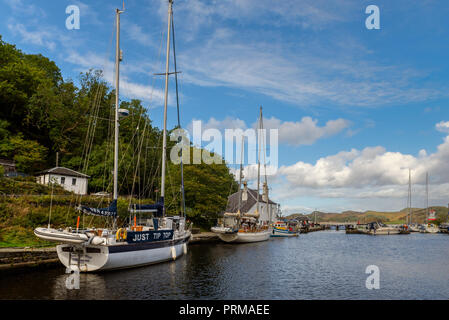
[211,107,276,243]
[364,222,408,235]
[438,222,449,233]
[419,223,439,234]
[419,173,439,233]
[34,0,191,272]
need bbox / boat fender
[183,243,187,255]
[171,246,177,260]
[116,228,127,241]
[91,236,105,245]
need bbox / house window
[72,178,76,186]
[61,177,65,184]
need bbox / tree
[0,133,47,174]
[165,146,239,228]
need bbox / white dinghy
[34,227,88,244]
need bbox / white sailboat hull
[419,226,439,234]
[56,232,190,272]
[216,230,270,243]
[366,228,401,235]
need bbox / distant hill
[286,207,448,224]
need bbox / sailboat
[407,169,420,232]
[419,172,439,233]
[34,0,191,272]
[211,107,272,243]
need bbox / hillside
[0,35,239,235]
[287,206,448,225]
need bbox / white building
[36,167,90,195]
[225,187,280,224]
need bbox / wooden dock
[190,232,219,244]
[0,247,60,272]
[300,225,326,233]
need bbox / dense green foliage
[0,35,238,239]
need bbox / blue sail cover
[78,199,117,218]
[129,198,164,217]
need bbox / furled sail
[242,181,248,202]
[262,182,268,202]
[78,199,117,218]
[129,198,164,217]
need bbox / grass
[0,177,207,248]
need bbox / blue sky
[2,0,449,214]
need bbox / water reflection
[52,272,108,300]
[1,231,448,300]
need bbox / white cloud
[155,0,354,35]
[258,116,350,146]
[269,131,449,212]
[177,28,445,108]
[436,121,449,133]
[125,22,154,47]
[147,0,448,108]
[4,0,46,16]
[187,116,351,146]
[197,117,247,132]
[65,51,168,105]
[7,23,57,50]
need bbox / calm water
[1,231,448,300]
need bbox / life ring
[116,228,127,241]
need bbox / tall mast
[161,0,173,215]
[408,169,413,224]
[260,108,270,223]
[113,7,124,202]
[426,172,429,222]
[408,169,412,225]
[171,10,185,217]
[237,136,244,214]
[256,106,262,216]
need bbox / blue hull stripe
[109,235,190,253]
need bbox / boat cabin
[128,211,183,232]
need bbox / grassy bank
[0,178,156,247]
[0,177,220,247]
[0,194,133,247]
